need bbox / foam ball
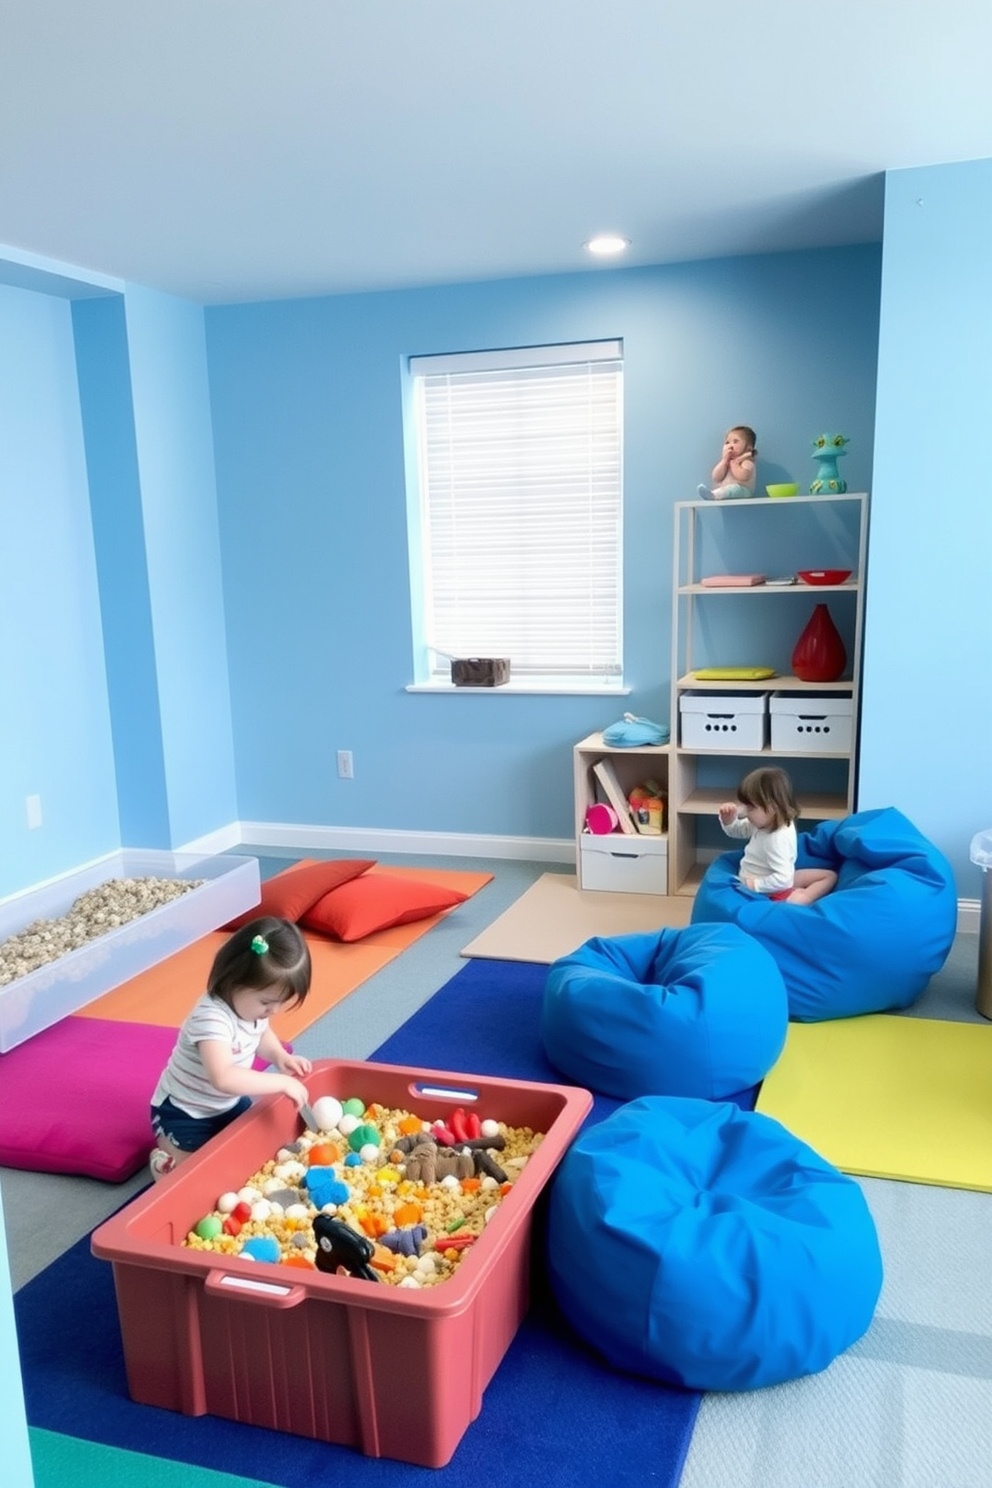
[304,1169,350,1208]
[348,1122,381,1153]
[195,1215,223,1240]
[342,1097,366,1118]
[216,1191,240,1213]
[241,1236,281,1264]
[311,1095,344,1132]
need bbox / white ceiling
[3,1,991,305]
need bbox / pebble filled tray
[92,1059,592,1468]
[0,851,260,1052]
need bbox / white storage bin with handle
[679,692,768,751]
[769,692,853,753]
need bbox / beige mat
[461,871,692,964]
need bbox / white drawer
[580,834,668,894]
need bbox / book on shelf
[592,759,638,835]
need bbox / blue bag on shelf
[602,712,669,747]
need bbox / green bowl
[766,483,799,498]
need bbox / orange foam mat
[73,864,492,1041]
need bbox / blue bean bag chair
[542,924,787,1101]
[548,1096,883,1391]
[692,807,957,1021]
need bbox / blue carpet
[16,958,754,1487]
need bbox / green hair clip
[250,934,269,956]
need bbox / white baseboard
[178,820,576,866]
[68,822,984,936]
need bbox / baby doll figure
[698,425,757,501]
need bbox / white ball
[480,1118,500,1139]
[338,1113,360,1136]
[216,1191,240,1213]
[250,1199,272,1222]
[310,1095,344,1132]
[399,1275,422,1288]
[285,1203,310,1221]
[238,1185,261,1204]
[359,1143,380,1164]
[440,1174,460,1189]
[273,1161,306,1184]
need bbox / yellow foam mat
[756,1013,992,1193]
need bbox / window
[408,340,623,688]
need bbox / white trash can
[970,829,992,1020]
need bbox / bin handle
[205,1268,307,1308]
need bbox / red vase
[792,603,846,682]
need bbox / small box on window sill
[451,658,510,687]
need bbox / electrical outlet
[337,750,354,779]
[26,794,43,829]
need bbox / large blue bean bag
[548,1096,883,1391]
[542,924,787,1101]
[692,806,957,1021]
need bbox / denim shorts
[151,1094,252,1153]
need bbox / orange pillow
[223,860,376,930]
[302,876,469,942]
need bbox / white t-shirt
[721,816,796,894]
[151,992,267,1118]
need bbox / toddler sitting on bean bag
[692,806,957,1021]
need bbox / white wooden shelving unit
[668,491,869,895]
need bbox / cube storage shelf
[91,1058,592,1470]
[0,849,261,1051]
[668,492,869,895]
[573,732,671,894]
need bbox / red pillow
[223,860,376,930]
[302,876,469,942]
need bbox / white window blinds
[410,341,623,684]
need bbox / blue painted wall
[73,293,172,847]
[0,278,237,898]
[122,286,238,846]
[206,246,881,841]
[0,284,119,897]
[5,164,990,898]
[861,158,992,892]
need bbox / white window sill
[406,681,631,696]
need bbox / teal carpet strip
[29,1428,278,1488]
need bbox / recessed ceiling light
[585,234,630,256]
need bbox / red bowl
[797,568,852,586]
